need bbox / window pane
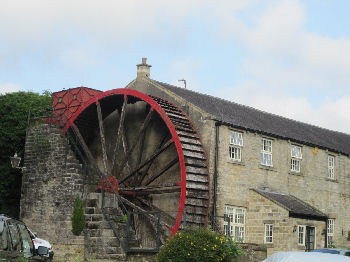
[230,131,243,146]
[291,145,302,158]
[229,146,241,161]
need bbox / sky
[1,0,350,134]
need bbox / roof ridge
[152,79,350,137]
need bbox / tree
[0,91,51,218]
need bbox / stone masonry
[21,124,85,259]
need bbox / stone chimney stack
[137,57,152,78]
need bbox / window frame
[290,145,302,173]
[229,131,243,162]
[224,205,246,242]
[327,219,334,247]
[264,224,273,244]
[261,138,273,166]
[328,155,335,179]
[298,225,306,246]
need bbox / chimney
[137,57,151,78]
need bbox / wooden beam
[115,109,153,176]
[96,102,108,175]
[119,139,173,185]
[111,95,128,173]
[144,158,178,186]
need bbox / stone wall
[215,125,350,250]
[20,124,85,259]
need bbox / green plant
[71,195,85,236]
[328,241,336,248]
[156,227,244,262]
[114,214,127,223]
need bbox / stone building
[21,58,350,259]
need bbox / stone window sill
[326,178,338,183]
[259,165,277,172]
[228,160,245,166]
[288,171,304,177]
[263,243,274,248]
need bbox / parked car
[313,248,350,256]
[262,251,350,262]
[0,214,49,260]
[27,228,54,260]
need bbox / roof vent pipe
[137,57,152,78]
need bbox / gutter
[213,121,221,230]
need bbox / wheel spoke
[119,139,174,185]
[115,109,153,177]
[96,102,108,175]
[138,134,169,184]
[119,183,181,195]
[144,158,178,186]
[111,95,128,173]
[71,123,95,163]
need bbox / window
[224,206,245,242]
[298,225,305,245]
[327,219,334,247]
[229,131,243,161]
[328,156,335,179]
[265,224,273,243]
[291,145,302,172]
[261,139,273,166]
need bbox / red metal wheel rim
[64,88,186,235]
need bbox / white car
[262,251,350,262]
[27,228,54,260]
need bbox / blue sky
[1,0,350,133]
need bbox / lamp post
[10,152,23,170]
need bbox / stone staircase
[84,192,156,260]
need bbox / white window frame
[291,145,302,172]
[264,224,273,243]
[224,206,245,242]
[298,225,306,245]
[328,155,335,179]
[327,219,334,247]
[229,131,243,162]
[261,138,273,166]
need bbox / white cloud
[0,83,21,94]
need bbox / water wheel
[64,89,209,245]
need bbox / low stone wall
[237,243,267,262]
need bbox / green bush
[71,195,85,236]
[156,227,244,262]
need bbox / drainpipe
[213,121,221,230]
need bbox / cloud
[0,83,21,94]
[214,0,350,93]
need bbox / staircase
[85,193,127,261]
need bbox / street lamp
[10,152,22,169]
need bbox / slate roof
[149,79,350,156]
[251,189,327,220]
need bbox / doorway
[305,226,315,251]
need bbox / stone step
[85,213,103,222]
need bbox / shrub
[156,227,244,262]
[71,195,85,236]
